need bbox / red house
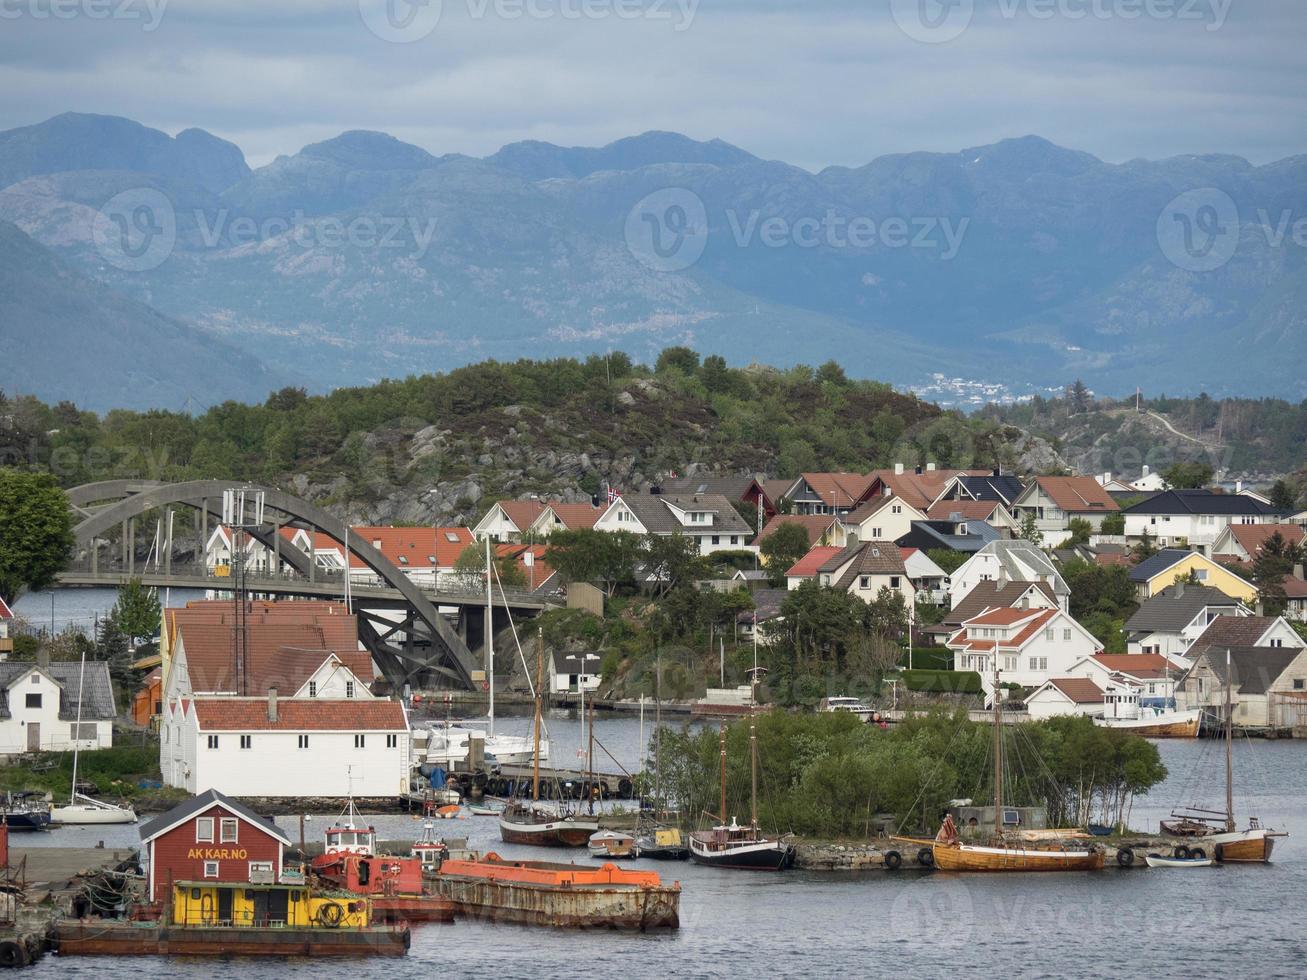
[138,789,291,902]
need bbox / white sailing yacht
[50,650,137,826]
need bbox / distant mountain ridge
[0,112,1305,408]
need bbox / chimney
[894,463,904,476]
[1142,465,1150,477]
[267,687,279,723]
[1236,480,1243,494]
[1175,581,1185,599]
[1103,471,1112,485]
[1295,563,1304,581]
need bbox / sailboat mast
[587,698,596,815]
[718,722,727,823]
[993,662,1003,832]
[654,652,663,812]
[532,636,543,802]
[749,661,759,830]
[485,535,494,736]
[70,648,87,805]
[1225,647,1235,832]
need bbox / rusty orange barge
[430,853,681,930]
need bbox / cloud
[0,0,1302,169]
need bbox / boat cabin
[410,823,448,872]
[171,880,370,928]
[324,824,376,858]
[949,804,1048,835]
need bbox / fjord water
[24,715,1307,979]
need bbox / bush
[899,647,952,670]
[899,669,982,694]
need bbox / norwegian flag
[607,485,622,504]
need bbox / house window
[207,735,219,749]
[308,681,317,698]
[196,817,215,842]
[1294,679,1305,691]
[711,535,720,545]
[355,734,366,748]
[860,576,871,589]
[345,680,355,699]
[298,734,310,749]
[1062,629,1072,642]
[892,505,902,515]
[220,818,239,843]
[1271,638,1284,648]
[890,576,901,588]
[872,528,883,538]
[730,536,739,545]
[240,735,252,750]
[386,734,398,748]
[203,861,219,879]
[1045,628,1055,642]
[1195,569,1208,581]
[25,693,41,709]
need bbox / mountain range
[1,112,1304,410]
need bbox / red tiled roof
[1046,677,1106,704]
[496,543,557,590]
[192,698,406,732]
[755,514,837,547]
[962,607,1046,627]
[786,546,843,579]
[950,608,1063,651]
[1283,575,1307,599]
[0,597,12,619]
[868,469,979,509]
[1226,524,1305,558]
[799,473,877,509]
[926,499,1000,521]
[1031,476,1119,513]
[1091,653,1173,680]
[545,503,603,531]
[497,500,549,531]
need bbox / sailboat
[932,665,1104,872]
[636,650,689,861]
[498,636,599,847]
[689,660,795,871]
[1164,649,1287,863]
[50,650,137,826]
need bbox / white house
[815,541,916,608]
[1,660,116,755]
[839,495,925,545]
[1066,653,1180,706]
[1010,476,1120,538]
[473,500,549,542]
[593,493,755,556]
[163,694,410,797]
[1121,489,1282,554]
[948,540,1070,611]
[947,606,1102,705]
[1025,677,1111,720]
[1131,465,1168,493]
[1123,583,1249,656]
[1210,523,1305,563]
[549,651,603,695]
[901,548,950,605]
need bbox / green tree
[655,347,700,376]
[643,533,711,598]
[1131,528,1158,563]
[1067,517,1092,546]
[759,522,813,585]
[700,355,731,393]
[926,548,969,575]
[545,529,644,597]
[0,469,75,603]
[1267,479,1299,512]
[112,578,162,645]
[1163,461,1214,489]
[1017,512,1044,547]
[1251,533,1293,616]
[1100,512,1126,535]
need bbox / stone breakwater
[794,841,889,871]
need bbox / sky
[0,0,1303,171]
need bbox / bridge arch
[67,479,481,690]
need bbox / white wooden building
[0,660,116,756]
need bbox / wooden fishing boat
[1168,649,1288,864]
[688,660,795,872]
[430,852,680,929]
[932,665,1104,873]
[1095,709,1201,738]
[1145,853,1213,869]
[636,822,690,861]
[499,640,598,847]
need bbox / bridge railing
[58,559,563,606]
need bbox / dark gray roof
[1124,584,1245,634]
[944,580,1058,628]
[1128,548,1191,582]
[619,493,753,536]
[1185,615,1281,663]
[896,520,997,553]
[552,650,603,674]
[955,474,1026,506]
[743,588,789,623]
[661,474,759,499]
[1123,489,1281,517]
[139,788,290,844]
[0,660,117,720]
[1196,646,1304,695]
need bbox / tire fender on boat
[883,850,902,870]
[1173,845,1191,859]
[0,941,28,968]
[1116,847,1134,867]
[1213,843,1224,862]
[916,847,934,868]
[1189,846,1207,860]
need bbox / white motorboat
[50,794,137,826]
[425,724,547,767]
[1145,853,1213,868]
[817,696,873,721]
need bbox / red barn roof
[192,698,407,731]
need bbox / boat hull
[53,920,410,956]
[499,815,598,848]
[50,804,137,825]
[1145,855,1213,868]
[1208,829,1277,863]
[688,835,795,871]
[1,812,51,832]
[1095,710,1201,738]
[430,857,679,930]
[932,842,1105,872]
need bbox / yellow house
[172,881,370,929]
[1131,549,1256,602]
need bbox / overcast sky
[1,0,1302,171]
